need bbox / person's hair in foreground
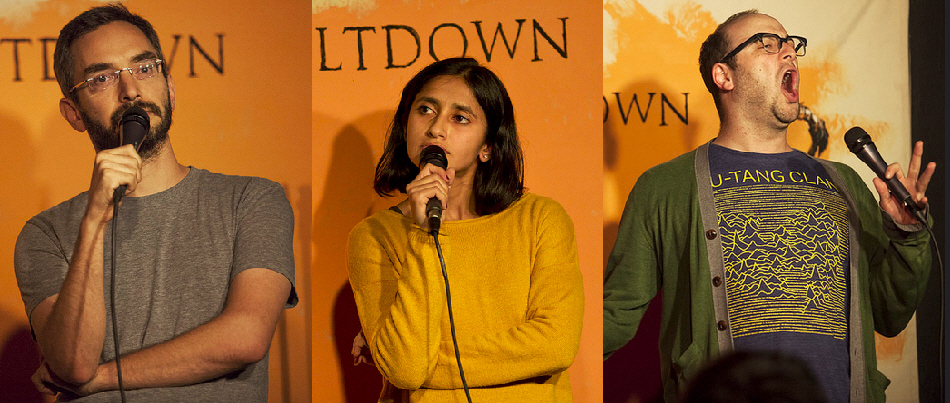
[373,57,524,215]
[54,3,167,101]
[682,351,829,403]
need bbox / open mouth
[781,69,799,102]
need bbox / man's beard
[732,64,799,128]
[82,96,173,162]
[773,101,799,126]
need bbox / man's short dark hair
[698,9,759,115]
[54,3,166,100]
[374,57,525,216]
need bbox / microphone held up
[419,145,448,234]
[844,126,927,225]
[114,106,150,203]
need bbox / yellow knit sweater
[347,193,584,402]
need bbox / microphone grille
[844,127,868,147]
[419,145,447,169]
[119,105,150,149]
[844,127,871,153]
[120,106,150,134]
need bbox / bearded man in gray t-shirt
[13,4,296,402]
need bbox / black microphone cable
[111,190,128,403]
[105,105,146,402]
[845,128,944,383]
[921,218,944,388]
[902,212,946,387]
[431,228,473,403]
[880,184,944,387]
[880,183,944,386]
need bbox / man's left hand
[874,140,936,225]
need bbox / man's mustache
[110,101,162,130]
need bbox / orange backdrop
[0,1,311,402]
[312,1,602,402]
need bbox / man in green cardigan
[603,10,935,403]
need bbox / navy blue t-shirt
[709,143,850,403]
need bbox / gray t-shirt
[14,167,297,402]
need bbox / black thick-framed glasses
[69,59,165,94]
[720,33,807,63]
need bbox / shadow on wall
[602,77,705,403]
[603,220,663,403]
[274,182,313,402]
[0,325,44,403]
[603,78,705,201]
[312,112,391,402]
[335,283,383,402]
[0,109,43,403]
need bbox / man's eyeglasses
[69,59,165,94]
[720,33,807,63]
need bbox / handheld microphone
[109,105,148,403]
[419,145,448,234]
[113,106,150,203]
[844,126,927,224]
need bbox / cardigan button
[712,276,722,287]
[717,320,728,331]
[705,229,718,239]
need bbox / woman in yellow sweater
[346,57,584,402]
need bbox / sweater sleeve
[346,217,447,390]
[423,199,584,389]
[840,166,934,337]
[603,171,662,360]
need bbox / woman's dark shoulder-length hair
[374,57,525,216]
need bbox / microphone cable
[921,221,944,388]
[432,229,473,403]
[111,190,128,403]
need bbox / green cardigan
[603,143,932,403]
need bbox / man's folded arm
[30,218,109,385]
[40,267,292,395]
